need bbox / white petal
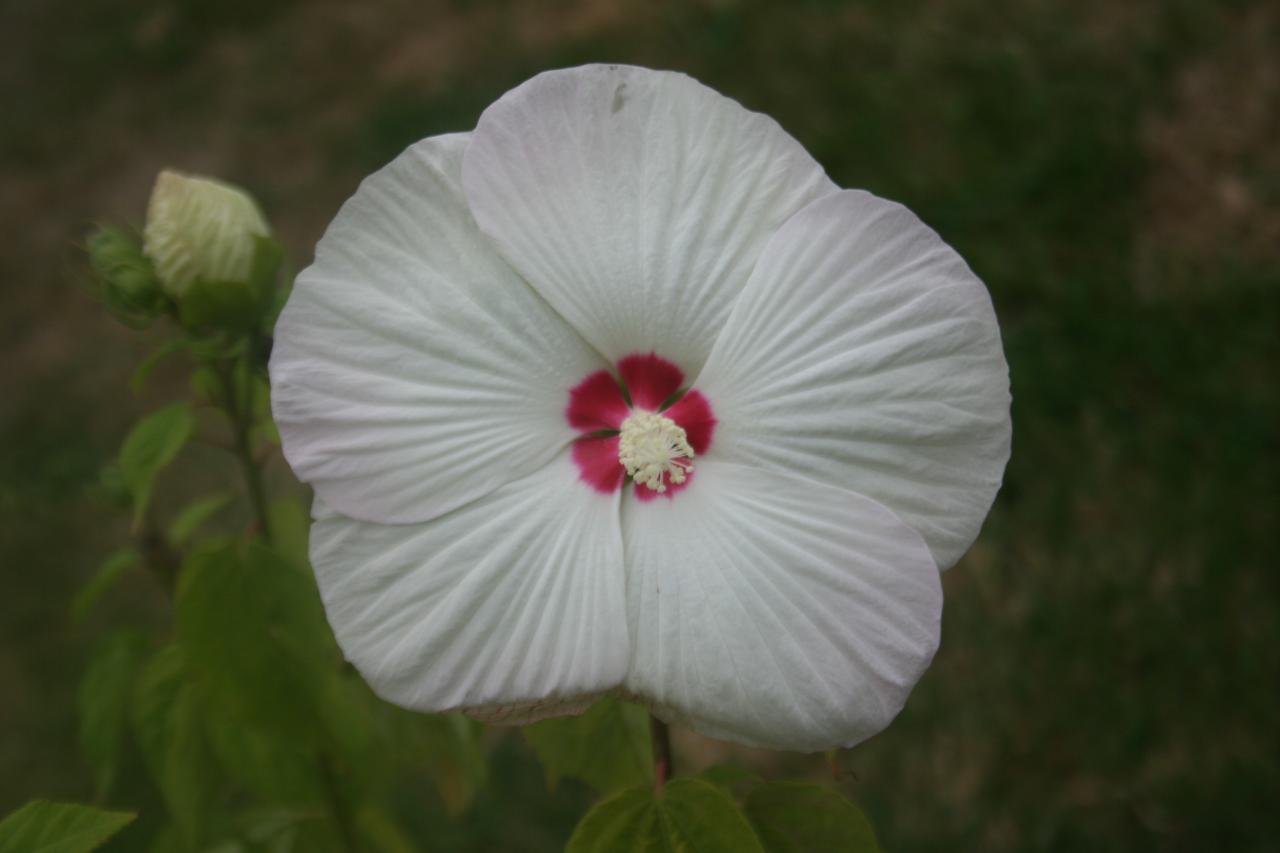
[309,452,629,714]
[461,64,836,375]
[622,459,941,752]
[270,133,606,525]
[695,190,1012,570]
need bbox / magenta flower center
[565,353,717,501]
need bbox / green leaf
[567,778,765,853]
[132,646,220,845]
[742,782,880,853]
[310,674,388,804]
[524,698,652,793]
[391,710,487,816]
[202,706,324,806]
[176,540,336,741]
[166,494,232,546]
[294,671,484,816]
[0,800,135,853]
[70,549,140,624]
[119,403,195,530]
[77,631,147,800]
[566,787,654,853]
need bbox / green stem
[651,715,673,792]
[217,357,272,542]
[235,417,272,542]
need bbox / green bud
[87,225,165,323]
[110,262,158,303]
[88,226,143,277]
[142,170,271,300]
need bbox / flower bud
[143,170,270,299]
[87,225,164,323]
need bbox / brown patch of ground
[1137,6,1280,295]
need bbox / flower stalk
[216,356,272,543]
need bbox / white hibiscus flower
[269,64,1011,752]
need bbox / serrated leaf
[70,549,140,624]
[176,541,335,742]
[0,800,135,853]
[567,778,765,853]
[524,698,652,793]
[166,494,232,546]
[77,631,147,800]
[132,646,220,846]
[119,403,194,530]
[743,782,880,853]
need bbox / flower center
[618,410,695,493]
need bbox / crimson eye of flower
[567,352,716,500]
[270,64,1010,751]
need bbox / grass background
[2,0,1277,849]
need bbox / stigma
[618,410,695,492]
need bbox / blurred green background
[2,0,1277,850]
